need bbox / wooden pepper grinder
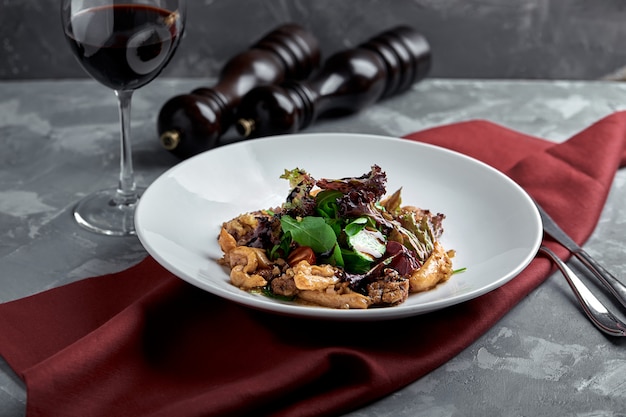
[236,26,431,139]
[157,23,320,159]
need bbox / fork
[539,246,626,337]
[534,200,626,309]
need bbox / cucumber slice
[347,227,386,262]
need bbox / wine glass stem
[115,89,138,205]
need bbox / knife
[535,201,626,309]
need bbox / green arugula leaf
[280,215,337,254]
[319,244,345,268]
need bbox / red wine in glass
[65,4,182,91]
[61,0,185,236]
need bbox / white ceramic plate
[135,133,542,321]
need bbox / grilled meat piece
[366,269,409,306]
[270,275,298,297]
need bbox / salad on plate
[218,165,457,309]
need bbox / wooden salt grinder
[157,23,320,159]
[235,26,431,139]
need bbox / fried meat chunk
[219,228,272,289]
[227,246,271,289]
[408,241,453,292]
[298,282,372,309]
[292,261,339,291]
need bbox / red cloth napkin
[2,112,626,417]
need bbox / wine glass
[61,0,186,236]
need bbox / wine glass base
[73,187,146,236]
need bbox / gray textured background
[3,0,626,81]
[3,1,626,416]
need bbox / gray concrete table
[1,78,626,416]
